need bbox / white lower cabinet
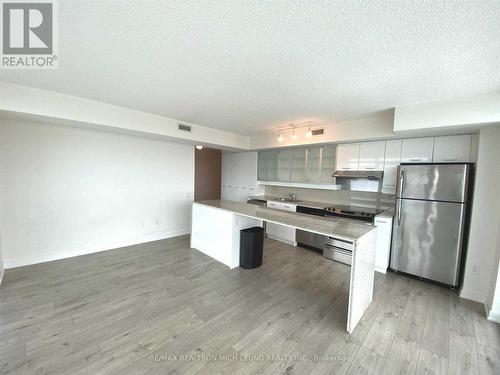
[374,215,393,273]
[266,201,296,245]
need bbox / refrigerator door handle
[397,198,402,225]
[399,169,405,196]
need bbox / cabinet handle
[343,167,351,170]
[409,158,421,161]
[365,167,375,169]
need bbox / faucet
[289,192,297,201]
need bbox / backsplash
[264,186,395,210]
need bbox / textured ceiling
[1,0,499,135]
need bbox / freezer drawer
[391,198,466,286]
[397,164,470,203]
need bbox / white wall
[486,222,500,322]
[1,150,5,283]
[265,186,395,210]
[249,110,396,149]
[0,118,195,268]
[0,82,249,150]
[0,231,4,285]
[394,92,500,133]
[461,125,500,305]
[221,151,264,202]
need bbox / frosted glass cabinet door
[319,145,336,183]
[290,148,307,182]
[306,146,321,183]
[267,150,278,181]
[277,150,292,182]
[400,138,434,163]
[358,141,386,171]
[336,143,360,170]
[257,151,268,180]
[433,135,471,163]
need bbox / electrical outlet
[154,219,160,225]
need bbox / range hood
[332,170,384,180]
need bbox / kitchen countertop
[248,195,394,217]
[376,209,394,220]
[195,199,375,242]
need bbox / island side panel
[191,203,235,268]
[346,229,377,334]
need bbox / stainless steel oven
[296,204,377,266]
[296,230,325,252]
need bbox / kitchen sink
[274,198,302,203]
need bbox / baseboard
[375,266,387,274]
[487,311,500,324]
[3,229,190,269]
[485,303,500,324]
[266,234,297,247]
[459,288,486,304]
[0,265,4,287]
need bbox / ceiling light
[306,127,312,138]
[277,132,284,142]
[291,128,298,140]
[195,145,203,150]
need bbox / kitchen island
[191,199,377,334]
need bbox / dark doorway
[194,147,221,201]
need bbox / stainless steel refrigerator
[390,163,473,287]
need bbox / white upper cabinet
[382,139,402,194]
[358,141,386,171]
[400,137,434,163]
[336,143,360,170]
[336,141,385,171]
[257,134,474,188]
[433,135,471,163]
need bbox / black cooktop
[324,204,383,221]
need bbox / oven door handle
[323,244,352,255]
[324,238,354,251]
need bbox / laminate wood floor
[1,236,499,374]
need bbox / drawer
[323,245,352,265]
[324,236,354,251]
[267,201,297,212]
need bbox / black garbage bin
[240,226,264,269]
